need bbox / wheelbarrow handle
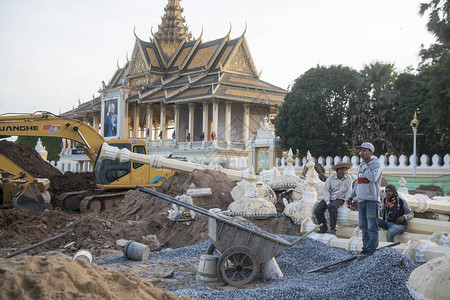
[306,241,401,273]
[290,224,322,246]
[137,186,217,218]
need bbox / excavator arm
[0,112,104,163]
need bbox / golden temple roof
[117,0,286,106]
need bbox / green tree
[395,52,450,156]
[419,0,450,66]
[420,0,450,44]
[15,136,63,162]
[275,65,359,156]
[347,62,398,155]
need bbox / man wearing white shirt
[314,161,353,234]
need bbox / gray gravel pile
[97,237,418,300]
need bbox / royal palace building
[61,0,286,171]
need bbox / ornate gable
[224,42,255,76]
[129,45,148,76]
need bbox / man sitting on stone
[378,184,414,242]
[314,161,353,234]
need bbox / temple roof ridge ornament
[133,26,141,41]
[241,22,247,37]
[154,0,192,57]
[226,22,232,38]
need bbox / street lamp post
[410,112,419,179]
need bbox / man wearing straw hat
[314,161,353,235]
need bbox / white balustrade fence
[273,153,450,175]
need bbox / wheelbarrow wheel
[217,245,260,286]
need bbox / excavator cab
[94,142,133,185]
[93,139,174,189]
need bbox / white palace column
[212,100,219,145]
[243,103,250,149]
[132,102,139,138]
[173,104,180,142]
[146,104,153,140]
[225,101,232,147]
[202,101,209,144]
[160,102,166,140]
[188,103,195,144]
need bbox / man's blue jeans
[378,219,407,242]
[358,200,379,253]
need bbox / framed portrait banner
[103,99,118,137]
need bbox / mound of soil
[0,140,60,178]
[0,140,97,197]
[0,169,299,258]
[409,184,443,197]
[49,172,97,195]
[0,255,188,300]
[106,169,237,249]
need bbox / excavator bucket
[12,183,47,213]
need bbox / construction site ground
[0,141,432,299]
[0,141,299,299]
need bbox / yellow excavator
[0,112,175,213]
[0,153,51,212]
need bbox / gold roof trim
[223,88,285,102]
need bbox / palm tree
[347,63,398,155]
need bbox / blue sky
[0,0,435,114]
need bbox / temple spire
[154,0,192,57]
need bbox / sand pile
[0,255,189,300]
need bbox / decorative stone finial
[269,149,303,191]
[35,138,48,161]
[283,150,319,232]
[303,151,318,202]
[398,176,408,193]
[228,164,277,219]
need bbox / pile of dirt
[0,140,97,196]
[0,140,60,178]
[0,170,297,257]
[106,169,237,249]
[0,255,188,300]
[101,169,297,250]
[0,208,76,254]
[409,184,443,198]
[48,171,97,195]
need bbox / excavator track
[54,191,90,211]
[79,191,127,213]
[54,190,127,212]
